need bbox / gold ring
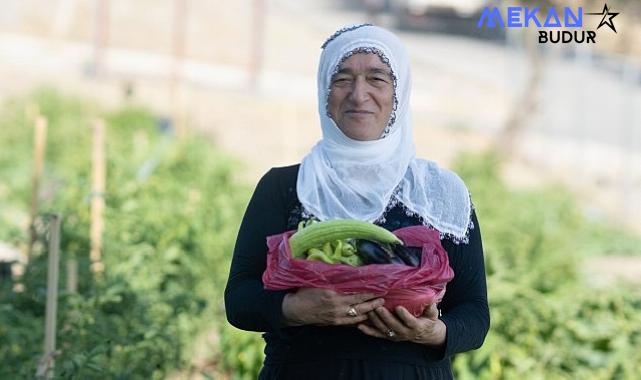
[347,306,358,317]
[387,329,396,338]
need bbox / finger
[357,323,387,339]
[394,306,420,329]
[353,297,385,315]
[367,310,390,334]
[375,306,410,335]
[343,292,380,305]
[339,298,383,319]
[334,314,369,326]
[422,304,439,320]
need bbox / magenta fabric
[262,226,454,317]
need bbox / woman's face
[328,53,394,141]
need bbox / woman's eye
[369,77,388,84]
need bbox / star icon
[586,4,619,33]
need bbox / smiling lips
[345,110,374,115]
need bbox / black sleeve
[224,168,290,332]
[438,209,490,358]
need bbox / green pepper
[332,240,343,258]
[307,249,336,264]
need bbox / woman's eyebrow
[335,67,354,75]
[335,67,392,75]
[370,68,392,76]
[370,68,390,74]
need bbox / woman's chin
[340,125,381,141]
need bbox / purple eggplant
[355,240,404,265]
[392,245,422,267]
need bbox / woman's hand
[357,304,446,346]
[282,288,385,327]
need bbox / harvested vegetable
[289,219,402,259]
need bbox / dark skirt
[258,358,453,380]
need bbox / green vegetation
[452,152,641,379]
[0,89,250,378]
[1,89,640,379]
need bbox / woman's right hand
[281,288,385,327]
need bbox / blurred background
[1,0,640,379]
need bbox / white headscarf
[296,24,472,240]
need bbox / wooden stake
[90,119,106,273]
[66,259,78,293]
[27,116,48,261]
[40,214,61,379]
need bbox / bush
[0,88,248,378]
[3,89,639,378]
[452,152,641,379]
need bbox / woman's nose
[349,77,369,104]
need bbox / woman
[225,24,489,379]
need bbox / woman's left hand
[357,304,446,346]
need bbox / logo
[477,3,620,44]
[585,4,619,33]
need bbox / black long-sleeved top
[224,164,489,379]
